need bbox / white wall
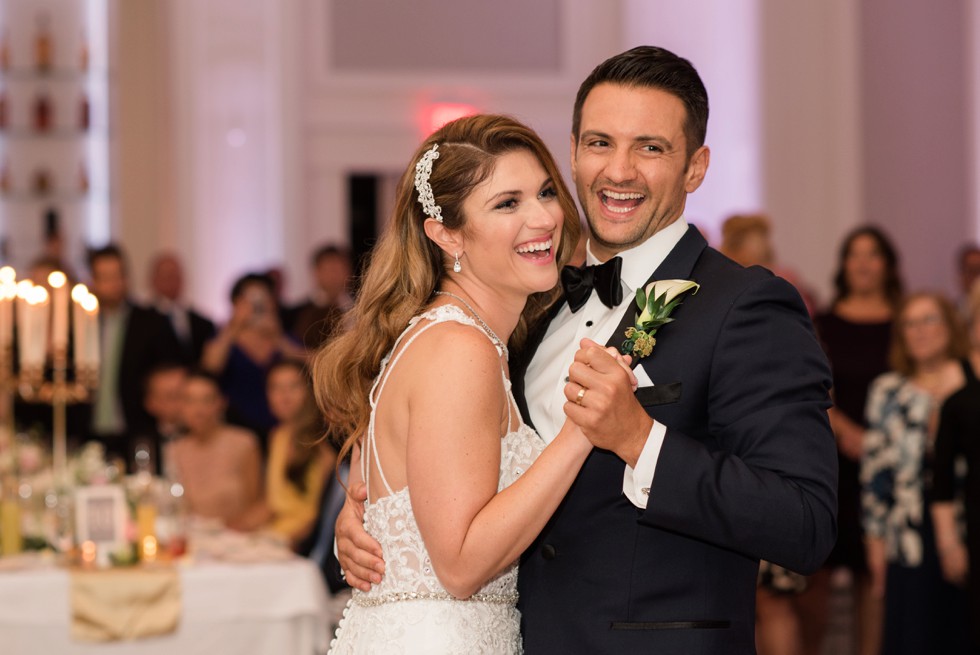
[109,0,980,311]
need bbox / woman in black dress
[812,226,903,655]
[932,289,980,652]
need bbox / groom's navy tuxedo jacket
[513,226,837,654]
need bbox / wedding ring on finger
[575,388,587,406]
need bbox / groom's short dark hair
[572,45,709,158]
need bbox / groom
[510,45,837,653]
[339,46,837,654]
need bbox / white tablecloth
[0,557,332,655]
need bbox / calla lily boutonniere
[620,279,700,359]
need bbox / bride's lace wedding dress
[329,305,544,654]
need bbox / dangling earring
[453,252,462,273]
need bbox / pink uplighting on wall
[423,102,479,136]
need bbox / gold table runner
[69,567,181,642]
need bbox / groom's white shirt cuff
[623,420,666,508]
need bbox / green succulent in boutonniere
[620,279,700,359]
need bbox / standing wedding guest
[811,226,903,655]
[323,113,595,653]
[265,359,333,545]
[147,252,216,365]
[87,244,183,466]
[931,283,980,652]
[165,370,269,531]
[201,272,306,447]
[954,243,980,317]
[720,212,817,317]
[862,292,970,654]
[339,46,837,654]
[284,245,354,349]
[721,213,813,654]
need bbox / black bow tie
[560,257,624,313]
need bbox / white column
[621,0,763,242]
[168,0,299,318]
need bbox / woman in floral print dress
[861,292,969,654]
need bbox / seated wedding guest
[147,252,216,365]
[165,370,269,531]
[861,292,970,655]
[142,362,187,475]
[955,243,980,317]
[812,225,903,655]
[201,272,306,448]
[931,282,980,652]
[720,212,817,316]
[265,359,334,545]
[284,245,354,349]
[87,244,183,466]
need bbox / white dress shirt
[525,218,689,508]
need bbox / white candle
[47,271,68,351]
[25,286,49,369]
[0,268,14,353]
[71,284,88,372]
[81,293,99,369]
[0,283,14,352]
[16,281,33,371]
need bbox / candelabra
[17,346,98,483]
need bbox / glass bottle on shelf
[33,91,52,132]
[79,33,89,72]
[79,93,89,130]
[0,30,10,71]
[34,13,53,72]
[32,168,52,195]
[78,161,89,193]
[0,159,10,193]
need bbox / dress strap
[364,305,508,502]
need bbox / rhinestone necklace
[434,291,508,356]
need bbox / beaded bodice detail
[354,305,544,606]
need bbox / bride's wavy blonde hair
[312,114,580,464]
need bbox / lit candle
[15,280,33,372]
[71,284,88,372]
[0,267,14,352]
[25,286,49,369]
[47,271,68,351]
[81,293,99,369]
[0,285,13,353]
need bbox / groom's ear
[422,218,464,259]
[684,145,710,193]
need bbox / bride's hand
[602,346,637,391]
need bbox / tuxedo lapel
[512,295,567,427]
[603,225,708,351]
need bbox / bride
[314,114,631,653]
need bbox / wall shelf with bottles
[0,1,111,274]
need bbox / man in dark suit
[88,245,183,468]
[337,46,837,654]
[148,252,216,365]
[283,244,353,350]
[513,46,836,654]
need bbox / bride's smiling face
[457,149,563,299]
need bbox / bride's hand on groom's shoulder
[336,483,386,592]
[563,339,652,468]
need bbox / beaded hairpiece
[414,144,443,222]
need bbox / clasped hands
[335,338,653,591]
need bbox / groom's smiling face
[570,83,709,261]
